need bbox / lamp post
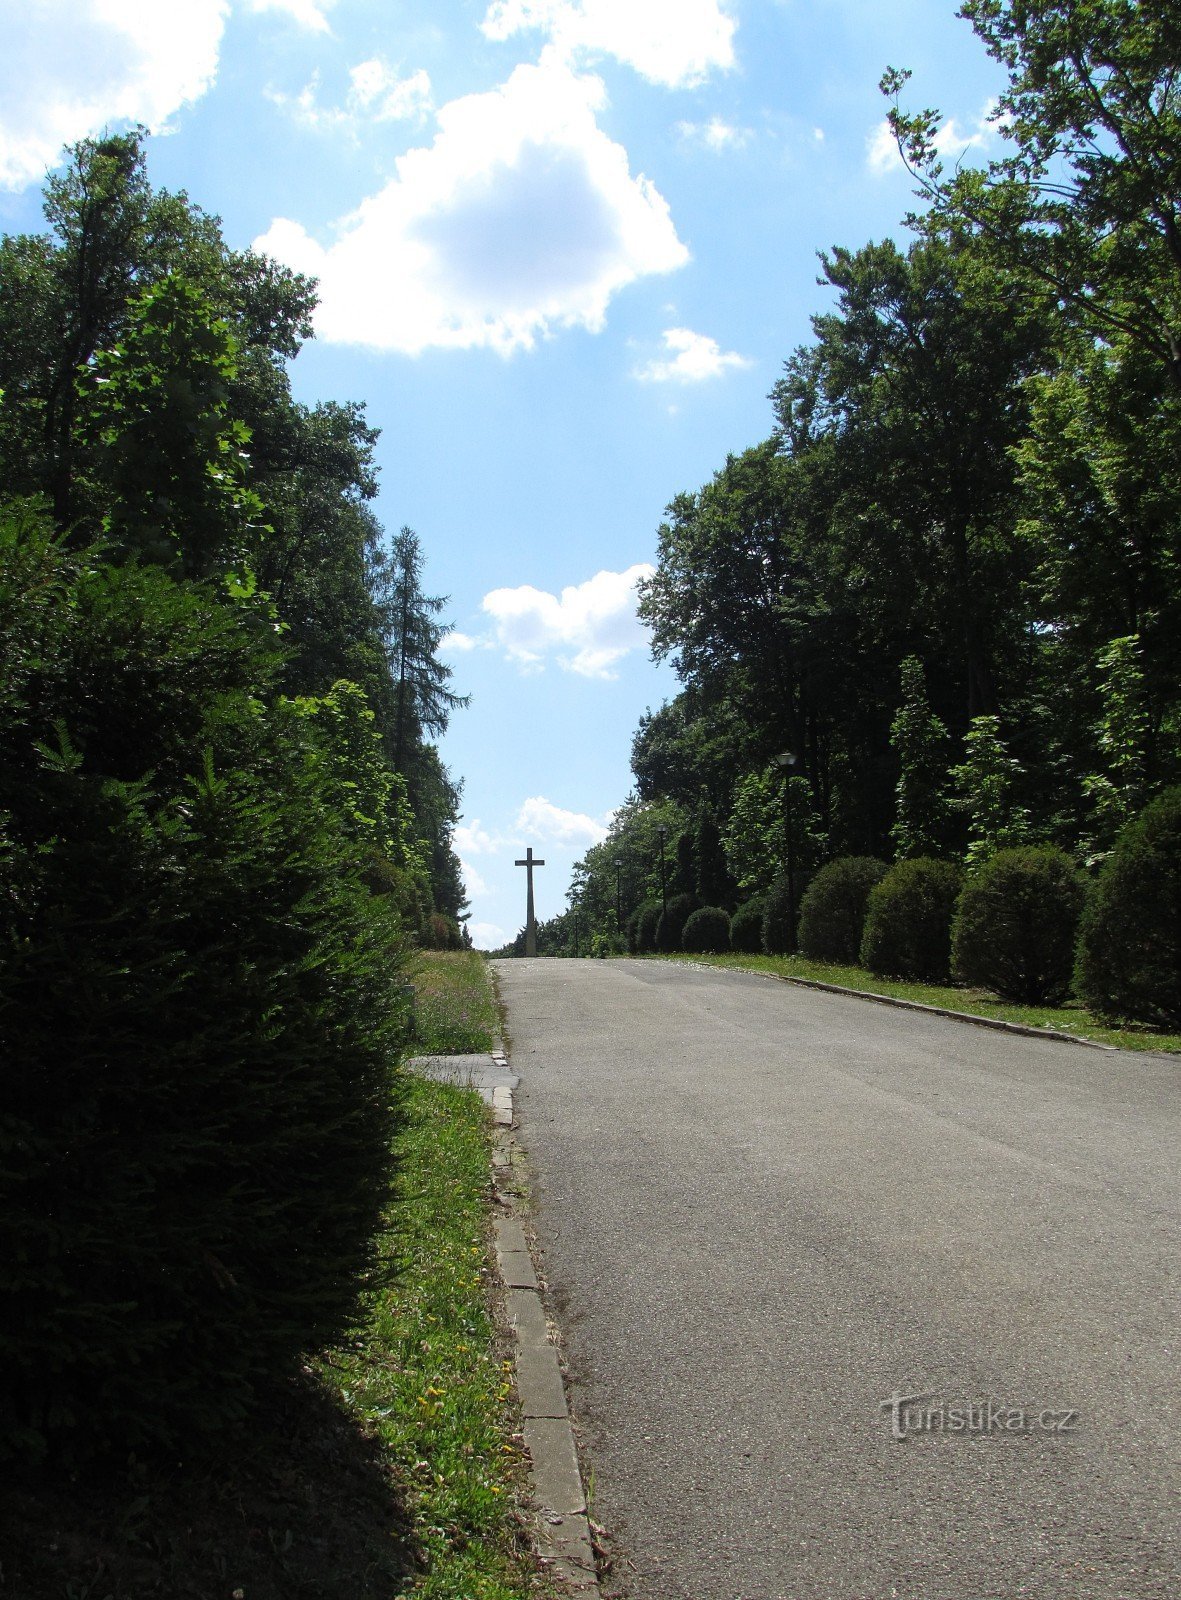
[613,856,624,934]
[772,750,799,949]
[656,824,669,925]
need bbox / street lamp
[656,824,669,925]
[772,750,799,949]
[613,855,624,934]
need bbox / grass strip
[667,952,1181,1054]
[311,1073,544,1599]
[411,950,500,1055]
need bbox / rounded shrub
[860,857,963,981]
[951,847,1086,1004]
[730,896,767,953]
[682,905,732,954]
[1076,787,1181,1027]
[798,857,889,964]
[762,871,812,955]
[633,902,662,947]
[655,891,697,953]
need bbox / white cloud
[0,0,229,190]
[515,796,610,846]
[255,56,688,354]
[482,0,736,89]
[677,117,750,152]
[248,0,336,32]
[483,563,654,677]
[269,60,433,133]
[470,920,508,949]
[633,326,752,384]
[445,629,482,653]
[867,104,996,177]
[454,820,499,856]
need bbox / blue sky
[0,0,1007,946]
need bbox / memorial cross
[514,846,546,957]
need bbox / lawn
[667,951,1181,1054]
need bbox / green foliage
[681,906,732,954]
[1081,635,1152,863]
[890,657,952,858]
[951,846,1087,1004]
[724,767,823,895]
[729,896,767,953]
[1076,788,1181,1027]
[860,858,963,981]
[762,871,811,956]
[798,857,889,965]
[952,715,1031,867]
[655,892,698,954]
[409,951,497,1054]
[0,512,409,1461]
[633,899,663,954]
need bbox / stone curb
[489,1051,601,1596]
[748,971,1117,1051]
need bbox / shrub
[762,871,812,955]
[798,857,889,964]
[682,906,731,954]
[655,892,697,953]
[951,847,1087,1004]
[0,520,408,1461]
[628,899,661,954]
[423,910,463,950]
[860,858,963,980]
[591,931,627,958]
[729,896,767,953]
[1076,788,1181,1026]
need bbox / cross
[514,846,546,957]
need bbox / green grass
[410,950,500,1054]
[667,951,1181,1054]
[1,1076,545,1599]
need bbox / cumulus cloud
[248,0,336,32]
[867,104,997,176]
[454,820,500,857]
[515,797,610,846]
[269,60,433,132]
[255,56,688,354]
[481,0,736,89]
[633,326,752,383]
[482,563,654,677]
[0,0,229,190]
[469,920,508,949]
[676,117,750,152]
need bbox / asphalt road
[494,958,1181,1600]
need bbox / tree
[951,715,1031,867]
[375,526,468,774]
[883,0,1181,384]
[890,656,953,858]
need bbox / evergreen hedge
[655,892,697,953]
[951,846,1086,1004]
[629,899,661,954]
[729,896,767,953]
[798,857,889,964]
[0,516,409,1461]
[682,906,731,954]
[762,871,811,955]
[860,858,962,981]
[1076,788,1181,1026]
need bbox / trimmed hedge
[860,857,962,981]
[1077,788,1181,1026]
[629,899,661,954]
[798,857,888,964]
[682,906,732,954]
[655,892,698,953]
[0,522,408,1462]
[762,871,811,955]
[951,847,1086,1004]
[729,896,767,953]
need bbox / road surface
[495,958,1180,1600]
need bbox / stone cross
[515,846,545,957]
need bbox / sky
[0,0,1009,947]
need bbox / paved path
[494,958,1181,1600]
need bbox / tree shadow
[1,1371,417,1599]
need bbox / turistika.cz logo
[881,1391,1080,1442]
